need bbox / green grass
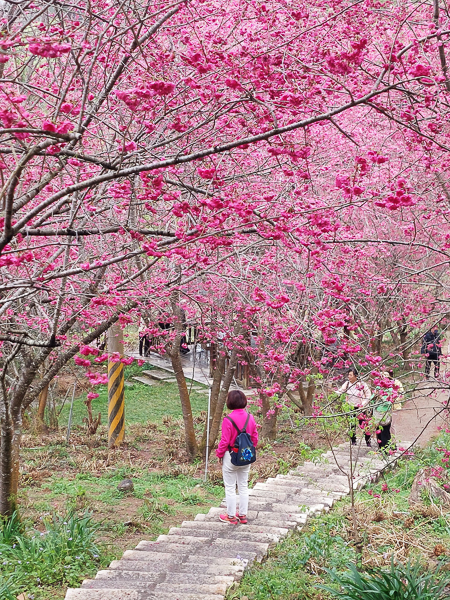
[42,469,224,508]
[58,364,210,428]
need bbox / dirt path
[393,382,449,447]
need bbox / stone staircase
[65,441,412,600]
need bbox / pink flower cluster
[29,40,71,58]
[115,81,175,110]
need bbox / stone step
[303,482,350,493]
[295,466,341,477]
[67,591,223,600]
[195,510,301,530]
[322,451,378,461]
[155,534,213,545]
[136,538,265,561]
[109,552,181,569]
[192,546,258,562]
[131,543,207,556]
[278,473,349,483]
[81,579,232,595]
[210,536,269,559]
[252,483,340,498]
[132,376,158,386]
[249,490,342,505]
[221,499,327,516]
[82,580,157,591]
[164,574,234,586]
[179,520,289,538]
[226,494,337,510]
[95,571,162,582]
[200,506,308,526]
[142,369,175,380]
[280,478,350,493]
[155,582,230,596]
[93,571,234,586]
[168,526,282,544]
[246,491,314,504]
[221,500,307,513]
[248,489,290,500]
[253,482,344,499]
[253,481,308,494]
[292,468,349,479]
[183,555,247,569]
[268,477,348,494]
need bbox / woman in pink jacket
[216,390,258,524]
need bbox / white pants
[222,451,251,517]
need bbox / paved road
[393,382,449,447]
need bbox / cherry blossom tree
[2,0,450,516]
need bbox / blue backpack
[226,413,257,466]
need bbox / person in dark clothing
[158,314,190,354]
[139,332,151,356]
[421,326,442,379]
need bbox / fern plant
[320,561,450,600]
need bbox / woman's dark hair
[348,368,358,378]
[227,390,247,410]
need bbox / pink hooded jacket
[216,409,259,459]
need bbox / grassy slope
[58,364,210,428]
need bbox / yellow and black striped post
[108,323,125,448]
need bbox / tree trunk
[84,398,101,435]
[398,319,410,359]
[297,371,316,416]
[0,412,20,516]
[390,325,399,347]
[199,353,225,456]
[286,390,303,411]
[306,377,316,415]
[371,326,383,355]
[169,291,199,461]
[170,336,199,460]
[207,346,239,453]
[36,384,49,434]
[261,393,278,441]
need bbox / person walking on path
[216,390,258,525]
[372,370,404,452]
[335,368,372,446]
[421,325,442,379]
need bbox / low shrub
[320,561,450,600]
[0,511,102,593]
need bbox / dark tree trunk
[170,332,199,461]
[169,294,199,461]
[0,408,21,516]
